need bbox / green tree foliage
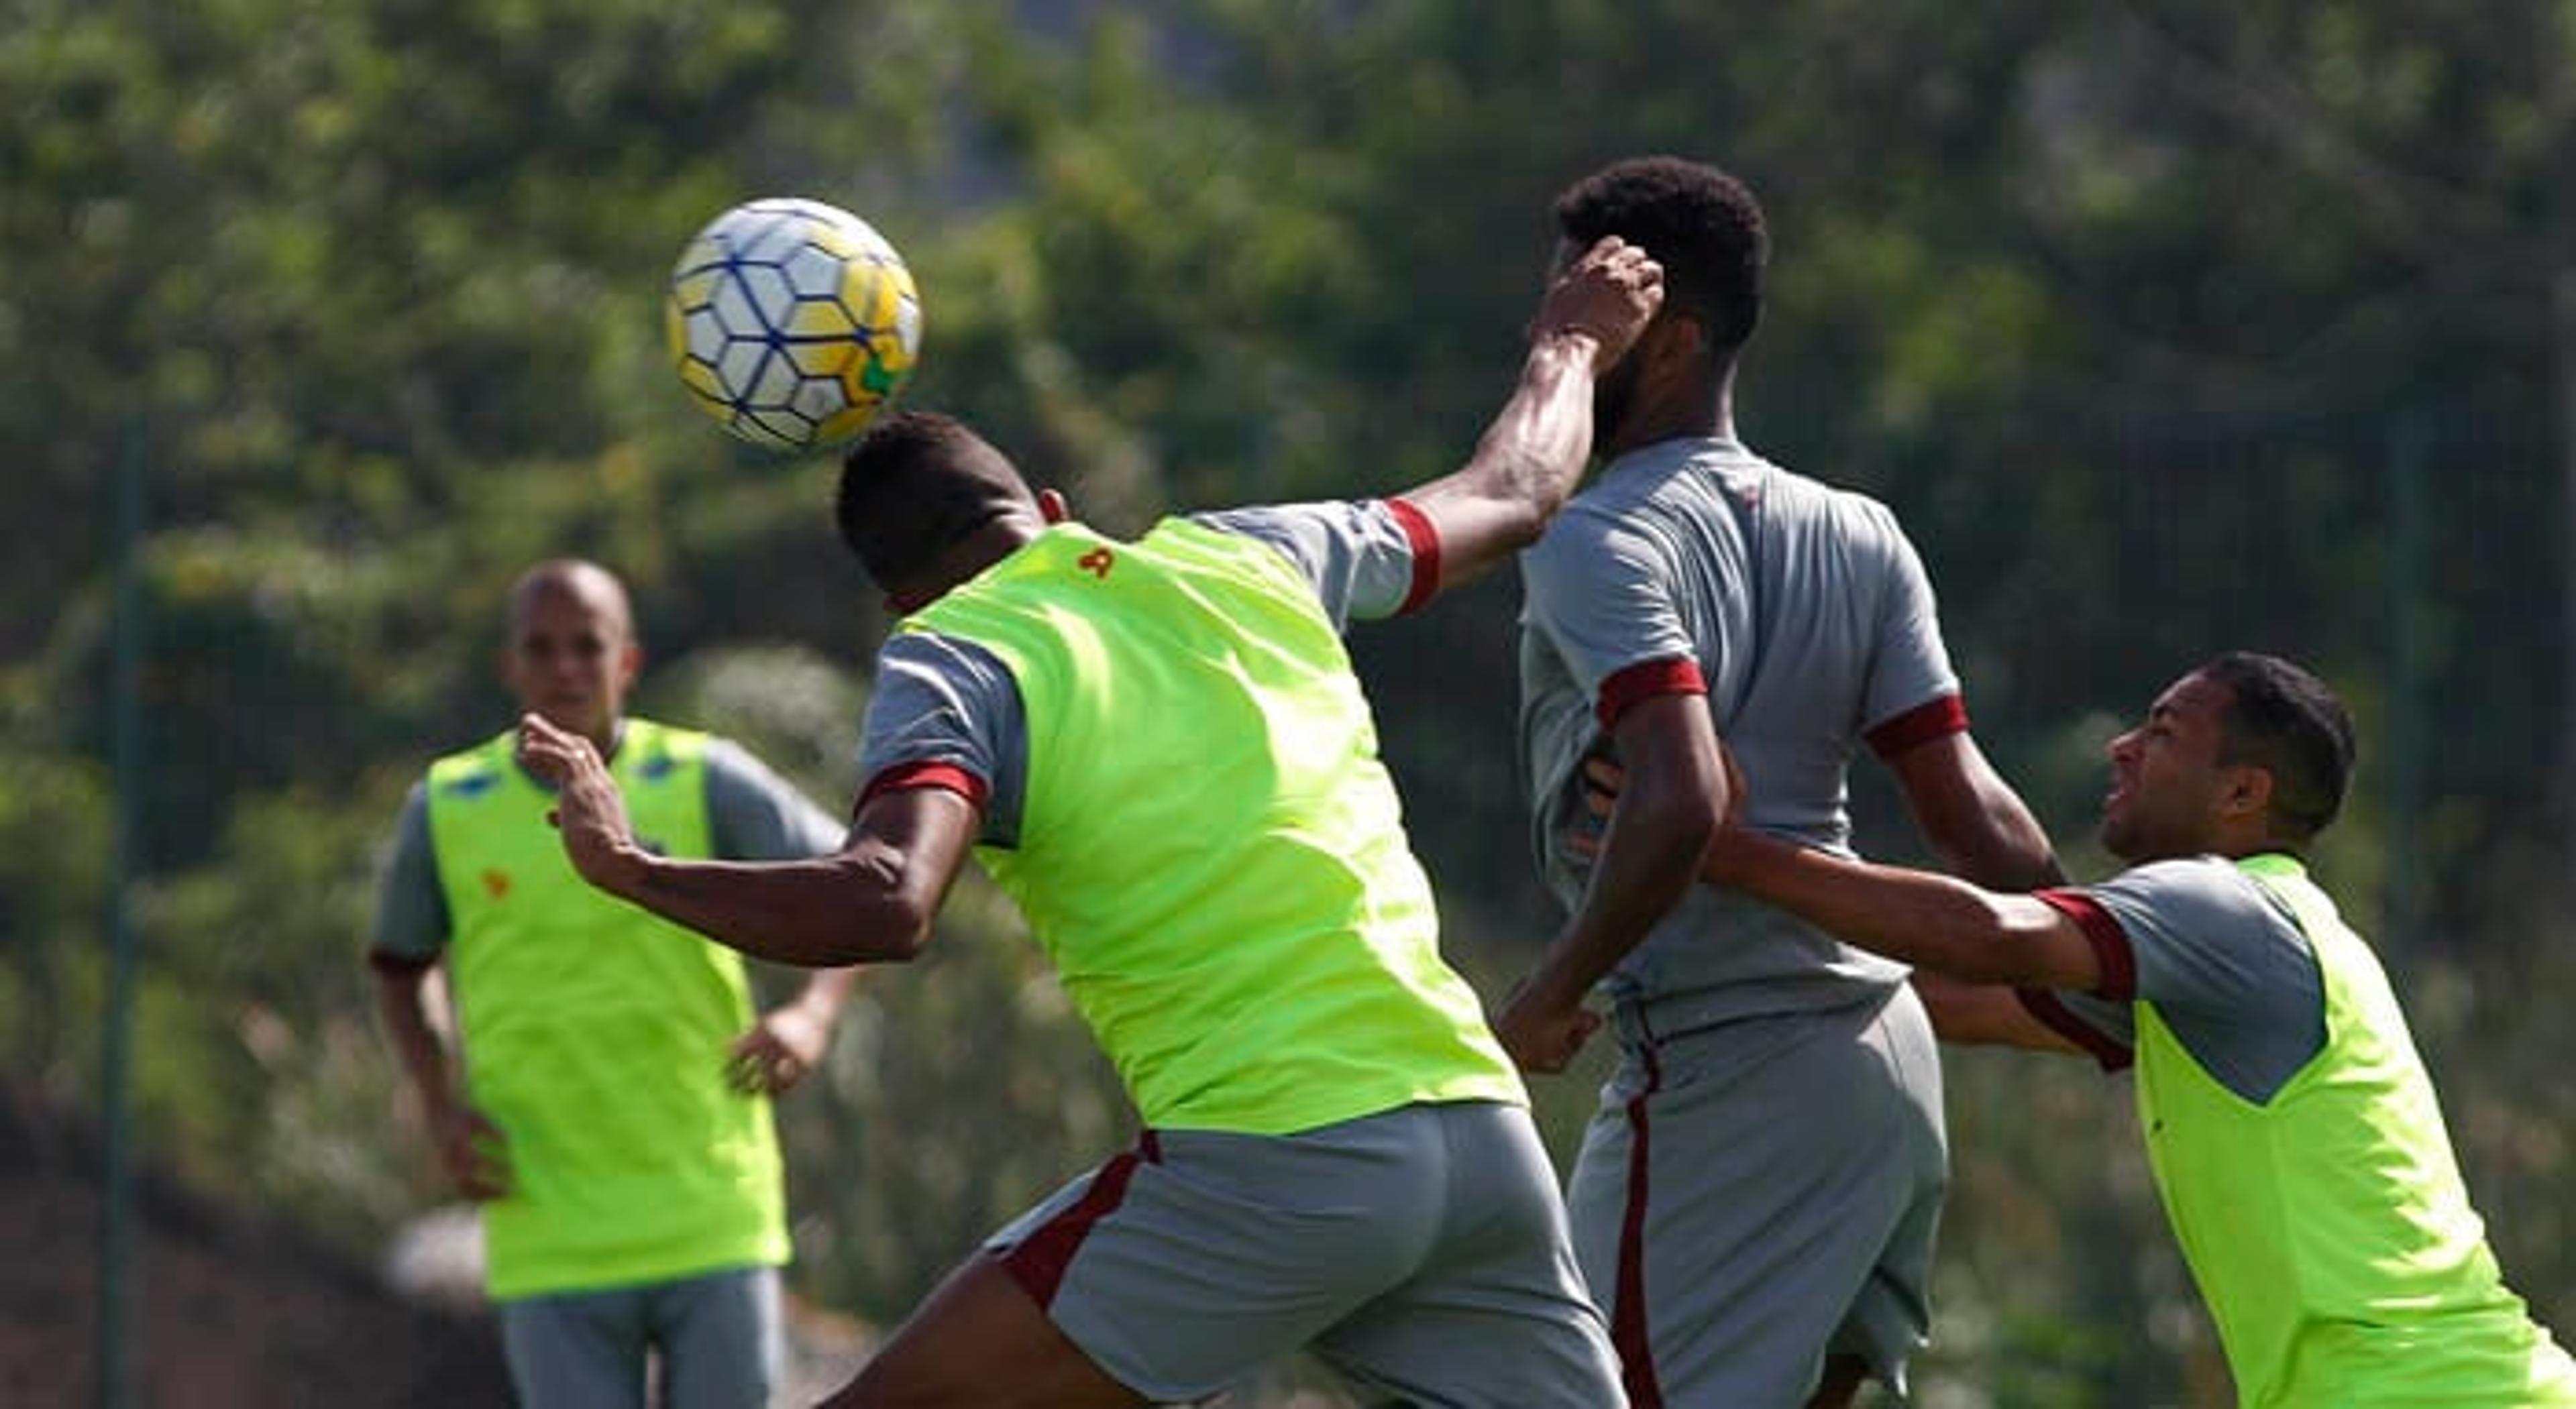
[6,1,2572,1402]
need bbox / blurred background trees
[7,1,2572,1404]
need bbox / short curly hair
[1553,156,1768,353]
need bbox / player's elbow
[824,890,936,965]
[803,837,949,965]
[876,892,940,963]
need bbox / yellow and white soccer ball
[665,197,922,452]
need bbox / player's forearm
[1526,775,1715,1007]
[786,961,862,1021]
[1477,331,1605,521]
[1404,333,1603,589]
[372,968,463,1111]
[600,844,936,968]
[1708,832,2061,985]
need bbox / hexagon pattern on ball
[665,198,922,453]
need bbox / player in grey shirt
[1497,158,2063,1407]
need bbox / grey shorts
[1568,984,1947,1408]
[985,1099,1624,1407]
[494,1263,782,1409]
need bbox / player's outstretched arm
[517,712,975,968]
[1706,827,2099,990]
[1397,236,1662,598]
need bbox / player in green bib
[1638,651,2575,1405]
[513,237,1665,1407]
[370,559,855,1408]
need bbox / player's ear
[618,640,644,688]
[1038,488,1070,524]
[2222,764,2273,820]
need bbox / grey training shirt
[1517,436,1963,1032]
[2022,855,2329,1104]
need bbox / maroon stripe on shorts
[1613,1044,1666,1408]
[1001,1133,1159,1310]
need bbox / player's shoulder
[1522,491,1650,596]
[2095,855,2285,929]
[692,731,766,781]
[1187,497,1385,541]
[879,621,1018,685]
[1536,484,1637,547]
[1773,466,1907,539]
[423,730,513,797]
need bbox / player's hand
[430,1098,511,1201]
[1493,976,1603,1075]
[1531,235,1664,370]
[728,1003,832,1096]
[515,713,646,895]
[1572,748,1750,866]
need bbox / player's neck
[904,511,1051,610]
[1603,393,1736,459]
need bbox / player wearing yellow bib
[370,560,854,1409]
[1664,651,2576,1406]
[514,237,1665,1408]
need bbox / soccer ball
[665,198,923,453]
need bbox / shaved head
[506,559,635,646]
[500,559,641,749]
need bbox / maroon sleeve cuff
[1385,497,1441,616]
[858,762,991,812]
[1866,693,1970,759]
[2015,988,2134,1072]
[1596,657,1709,729]
[2033,888,2139,1001]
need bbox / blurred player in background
[1680,651,2576,1406]
[369,558,855,1409]
[1499,155,2063,1407]
[514,237,1664,1408]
